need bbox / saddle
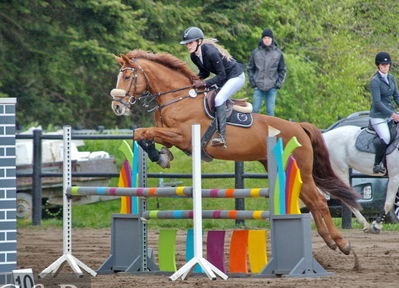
[203,89,253,128]
[198,89,254,162]
[355,120,399,155]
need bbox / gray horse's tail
[299,122,362,210]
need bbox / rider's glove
[193,79,207,89]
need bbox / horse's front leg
[134,127,185,168]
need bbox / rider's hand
[193,79,206,89]
[391,113,399,122]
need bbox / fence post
[32,129,42,225]
[234,161,245,226]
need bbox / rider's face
[378,63,390,74]
[185,41,198,53]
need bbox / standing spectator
[248,28,286,116]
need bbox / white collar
[378,71,388,79]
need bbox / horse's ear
[121,54,134,66]
[114,54,124,66]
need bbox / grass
[16,143,399,231]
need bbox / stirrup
[211,135,227,148]
[373,164,386,174]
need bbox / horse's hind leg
[300,183,337,250]
[320,207,352,255]
[301,182,351,255]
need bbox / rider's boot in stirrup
[373,139,387,174]
[211,105,227,148]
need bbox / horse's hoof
[339,241,351,255]
[326,241,337,251]
[157,153,170,168]
[160,147,174,161]
[367,221,382,234]
[363,225,381,234]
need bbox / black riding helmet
[180,27,204,44]
[375,52,391,66]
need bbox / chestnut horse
[110,50,360,255]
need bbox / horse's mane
[126,50,198,80]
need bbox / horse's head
[110,54,149,116]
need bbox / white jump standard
[169,124,228,280]
[39,126,96,279]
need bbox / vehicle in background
[323,111,399,223]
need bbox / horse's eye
[124,76,130,80]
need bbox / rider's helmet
[180,27,204,44]
[375,52,391,66]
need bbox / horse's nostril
[113,104,124,115]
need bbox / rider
[370,51,399,174]
[180,27,245,147]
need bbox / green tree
[1,0,399,130]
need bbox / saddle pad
[203,97,253,128]
[355,128,399,154]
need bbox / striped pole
[143,210,270,220]
[67,186,269,198]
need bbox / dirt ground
[16,226,399,288]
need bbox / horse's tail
[299,122,361,210]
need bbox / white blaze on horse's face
[110,71,129,116]
[110,67,141,116]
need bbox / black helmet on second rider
[375,52,391,66]
[180,27,204,44]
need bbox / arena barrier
[40,124,332,280]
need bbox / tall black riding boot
[373,139,387,174]
[211,105,227,148]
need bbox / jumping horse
[110,50,361,255]
[323,118,399,233]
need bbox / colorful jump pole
[143,210,270,220]
[67,186,269,198]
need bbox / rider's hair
[202,38,233,61]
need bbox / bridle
[111,58,197,112]
[112,59,150,106]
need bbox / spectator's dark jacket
[247,41,286,91]
[191,43,244,87]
